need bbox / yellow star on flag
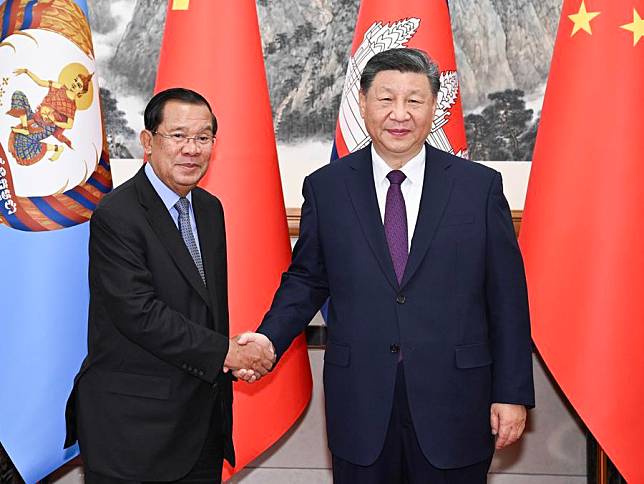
[620,9,644,46]
[568,0,601,36]
[172,0,189,10]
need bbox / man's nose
[389,100,411,121]
[181,138,201,155]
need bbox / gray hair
[360,48,440,97]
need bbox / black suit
[65,167,234,481]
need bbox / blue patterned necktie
[384,170,408,284]
[174,197,206,286]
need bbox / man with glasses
[64,88,274,483]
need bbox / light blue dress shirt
[144,163,202,253]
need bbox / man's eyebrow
[162,124,213,131]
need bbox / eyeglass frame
[151,130,216,146]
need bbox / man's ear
[358,89,367,120]
[140,130,153,158]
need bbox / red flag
[334,0,466,159]
[520,1,644,481]
[155,0,312,479]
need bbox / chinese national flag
[334,0,466,159]
[520,0,644,481]
[155,0,312,479]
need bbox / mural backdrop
[89,0,561,162]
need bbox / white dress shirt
[371,145,426,253]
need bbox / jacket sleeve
[485,172,535,407]
[258,176,330,359]
[89,206,229,384]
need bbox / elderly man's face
[140,100,214,196]
[359,70,436,168]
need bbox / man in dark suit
[241,49,534,483]
[64,88,273,483]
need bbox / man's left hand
[490,403,527,450]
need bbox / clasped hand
[223,332,275,383]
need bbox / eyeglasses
[152,131,215,146]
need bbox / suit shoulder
[94,176,138,218]
[307,158,351,180]
[306,146,367,184]
[193,186,221,203]
[193,187,223,212]
[434,148,498,181]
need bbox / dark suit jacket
[64,167,234,480]
[258,144,534,469]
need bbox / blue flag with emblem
[0,0,111,481]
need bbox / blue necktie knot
[175,196,190,215]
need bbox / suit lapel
[345,148,399,290]
[192,189,223,329]
[134,168,211,307]
[401,145,453,288]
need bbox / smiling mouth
[387,129,411,137]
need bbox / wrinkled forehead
[159,101,214,131]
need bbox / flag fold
[155,1,312,479]
[520,1,644,481]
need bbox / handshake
[223,332,276,383]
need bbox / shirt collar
[144,162,193,212]
[371,144,426,186]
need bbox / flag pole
[596,448,608,484]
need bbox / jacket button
[182,363,188,369]
[198,370,204,376]
[396,295,406,304]
[390,344,400,353]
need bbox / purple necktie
[384,170,408,284]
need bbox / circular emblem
[0,0,111,232]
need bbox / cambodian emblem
[0,0,111,231]
[338,18,465,158]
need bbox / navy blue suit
[258,144,534,469]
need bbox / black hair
[144,87,217,134]
[360,48,440,97]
